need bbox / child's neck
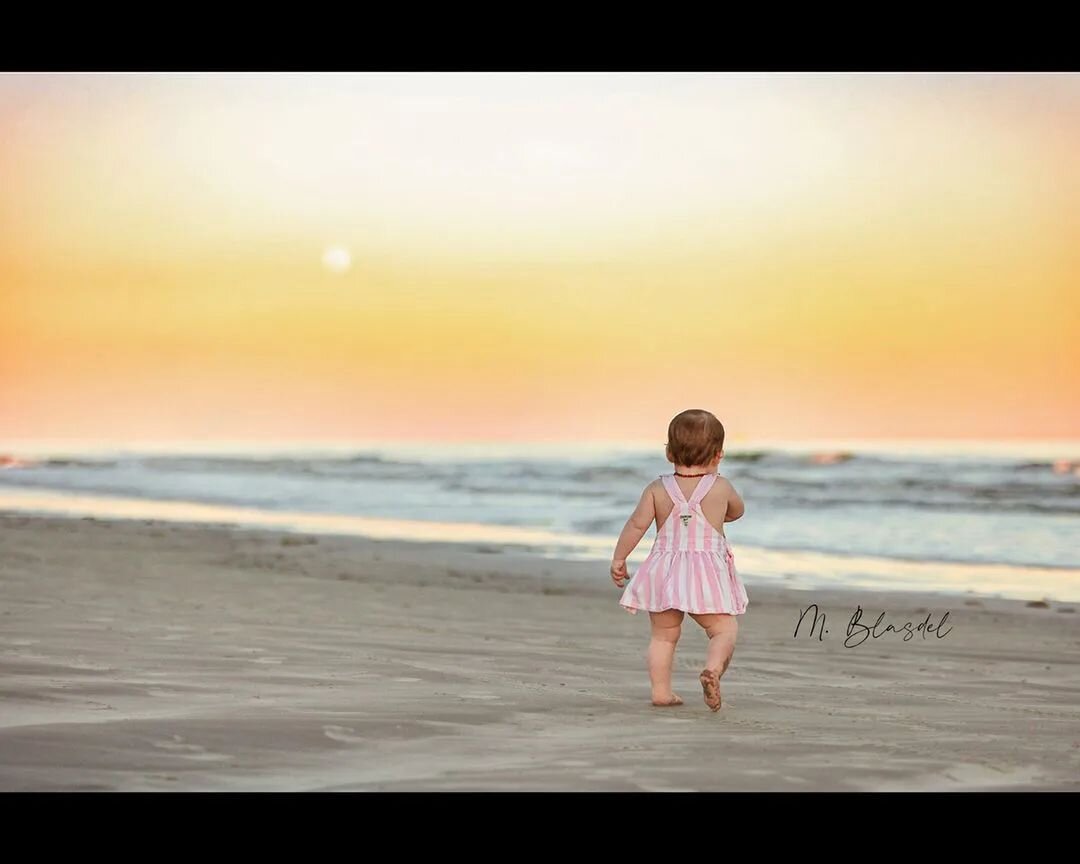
[674,465,717,476]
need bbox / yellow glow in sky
[1,72,1077,442]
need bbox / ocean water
[1,439,1078,602]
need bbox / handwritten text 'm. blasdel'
[793,604,953,647]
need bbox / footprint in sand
[71,661,113,671]
[323,725,366,744]
[152,735,230,762]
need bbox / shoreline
[3,490,1078,605]
[1,512,1078,791]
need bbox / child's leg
[647,609,685,705]
[690,613,738,675]
[689,613,738,711]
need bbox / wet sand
[1,513,1078,791]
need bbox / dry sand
[1,513,1078,791]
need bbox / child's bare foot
[699,668,722,712]
[651,694,684,707]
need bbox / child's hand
[610,559,629,587]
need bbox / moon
[322,245,352,274]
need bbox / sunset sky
[2,72,1077,443]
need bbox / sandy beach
[1,512,1078,791]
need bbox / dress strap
[659,473,688,506]
[688,472,719,506]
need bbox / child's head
[666,409,725,468]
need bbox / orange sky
[2,72,1078,443]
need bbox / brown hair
[666,409,725,467]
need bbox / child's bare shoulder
[641,475,670,500]
[713,475,737,493]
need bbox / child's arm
[718,476,745,522]
[610,482,657,587]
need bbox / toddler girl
[610,409,748,711]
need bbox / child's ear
[717,448,725,462]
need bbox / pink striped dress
[619,472,748,616]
